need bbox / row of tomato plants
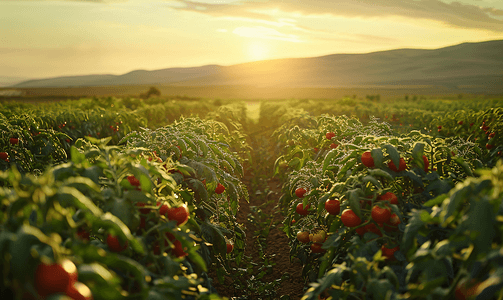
[272,113,502,299]
[260,98,503,161]
[0,98,250,175]
[0,115,250,300]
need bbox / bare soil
[209,174,305,299]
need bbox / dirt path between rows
[210,173,305,299]
[208,113,306,299]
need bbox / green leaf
[411,143,425,163]
[338,158,357,180]
[362,175,382,190]
[273,156,284,176]
[288,157,301,169]
[402,210,425,254]
[97,212,144,254]
[371,148,384,168]
[201,223,227,258]
[188,179,209,203]
[369,169,393,181]
[197,139,208,157]
[382,144,400,168]
[453,157,474,177]
[176,164,195,177]
[78,263,120,286]
[348,189,363,220]
[57,187,102,216]
[109,197,134,229]
[322,149,339,172]
[131,164,153,192]
[423,194,448,207]
[9,227,43,280]
[466,199,495,254]
[70,146,86,164]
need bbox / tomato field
[1,95,503,300]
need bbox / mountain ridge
[12,40,503,93]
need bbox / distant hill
[12,40,503,93]
[0,76,32,87]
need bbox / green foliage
[271,109,503,299]
[0,132,242,299]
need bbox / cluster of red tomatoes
[126,174,191,257]
[325,131,339,149]
[0,137,19,163]
[361,151,429,173]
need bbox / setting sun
[247,41,270,61]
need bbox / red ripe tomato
[361,151,374,168]
[325,199,340,215]
[76,228,90,241]
[159,203,169,216]
[215,183,225,194]
[388,158,407,172]
[9,138,19,145]
[330,143,338,149]
[166,205,189,226]
[458,121,464,125]
[127,175,140,187]
[296,231,310,243]
[455,279,481,300]
[341,209,361,227]
[378,192,398,205]
[437,125,442,129]
[295,187,307,198]
[106,234,128,252]
[326,132,336,140]
[384,214,400,232]
[381,244,399,261]
[171,240,188,258]
[310,243,326,253]
[371,205,391,224]
[486,144,494,150]
[0,152,8,160]
[66,282,93,300]
[422,155,429,172]
[35,259,78,297]
[226,243,234,254]
[296,203,310,215]
[355,226,367,236]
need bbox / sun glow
[248,41,270,61]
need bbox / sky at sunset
[1,0,503,79]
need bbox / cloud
[233,26,301,42]
[482,7,503,16]
[166,0,503,32]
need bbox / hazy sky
[1,0,503,79]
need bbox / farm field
[1,94,503,300]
